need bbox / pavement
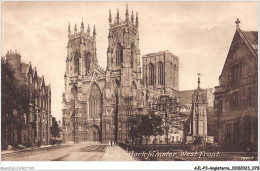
[101,145,136,161]
[1,142,135,161]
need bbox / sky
[2,1,258,121]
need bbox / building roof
[241,30,258,51]
[177,90,194,105]
[178,88,212,105]
[219,26,258,79]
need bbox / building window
[106,123,110,131]
[149,63,155,85]
[23,113,27,124]
[74,51,79,74]
[116,43,123,66]
[85,52,91,74]
[89,83,101,119]
[231,61,242,81]
[158,62,164,85]
[131,44,135,68]
[231,92,238,110]
[35,97,38,106]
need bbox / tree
[1,57,29,149]
[51,117,61,139]
[149,94,188,144]
[129,113,164,144]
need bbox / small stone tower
[191,74,208,139]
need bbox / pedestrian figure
[112,141,114,147]
[58,139,61,147]
[108,140,111,147]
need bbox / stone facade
[62,6,144,144]
[214,22,258,151]
[142,50,179,97]
[4,50,52,146]
[62,6,182,144]
[62,19,106,143]
[178,88,215,140]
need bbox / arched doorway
[93,131,97,142]
[89,125,101,142]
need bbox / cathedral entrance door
[89,125,100,142]
[93,131,97,142]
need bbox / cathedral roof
[178,88,210,105]
[177,90,194,105]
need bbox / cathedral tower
[103,5,143,143]
[62,19,105,143]
[65,20,97,78]
[106,5,141,97]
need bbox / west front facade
[62,5,182,144]
[62,6,145,144]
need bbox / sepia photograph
[1,1,259,170]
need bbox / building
[214,19,258,151]
[62,4,183,144]
[142,50,179,97]
[62,6,144,144]
[62,19,106,143]
[3,50,52,147]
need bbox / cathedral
[62,5,179,144]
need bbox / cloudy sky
[2,1,258,121]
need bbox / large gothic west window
[149,63,155,86]
[89,83,101,119]
[158,62,164,85]
[116,43,123,66]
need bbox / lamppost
[71,85,77,144]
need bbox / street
[1,143,109,161]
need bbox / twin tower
[62,5,143,143]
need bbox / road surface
[2,143,108,161]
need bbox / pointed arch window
[85,52,91,74]
[158,62,164,85]
[89,83,101,119]
[116,43,123,66]
[74,50,80,74]
[131,44,135,68]
[149,63,155,86]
